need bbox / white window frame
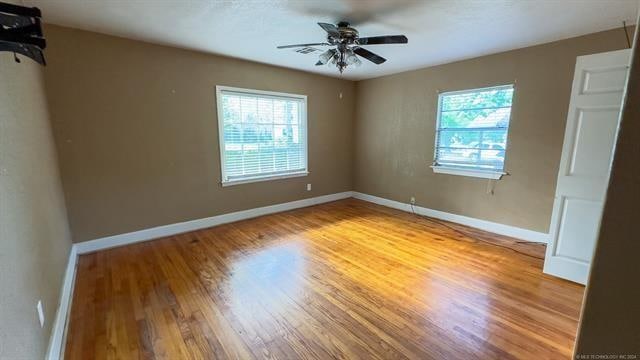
[216,85,308,186]
[431,84,514,180]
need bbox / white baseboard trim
[46,245,78,360]
[352,192,549,243]
[75,191,354,254]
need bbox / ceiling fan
[277,22,408,74]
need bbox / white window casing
[216,86,308,186]
[432,84,514,179]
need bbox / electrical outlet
[36,300,44,328]
[306,183,312,191]
[410,197,416,205]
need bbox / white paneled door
[544,49,631,284]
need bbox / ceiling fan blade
[277,42,328,49]
[353,47,386,64]
[357,35,408,45]
[317,22,339,37]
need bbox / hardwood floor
[65,199,584,359]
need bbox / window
[432,84,514,179]
[216,86,307,186]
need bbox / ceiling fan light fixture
[318,49,334,64]
[345,49,359,66]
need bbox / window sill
[431,166,506,180]
[221,171,309,187]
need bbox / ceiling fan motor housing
[330,22,359,45]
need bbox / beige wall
[42,24,630,243]
[0,56,72,357]
[43,25,356,243]
[575,26,640,355]
[353,28,630,233]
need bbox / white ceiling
[25,0,639,80]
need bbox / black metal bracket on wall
[0,1,46,65]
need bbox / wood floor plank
[65,199,583,359]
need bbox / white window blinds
[216,86,307,185]
[434,85,514,173]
